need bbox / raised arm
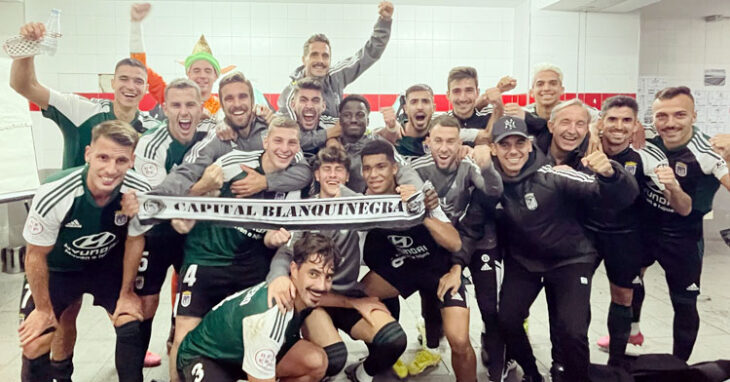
[10,23,51,109]
[130,3,167,105]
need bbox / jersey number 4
[183,264,198,287]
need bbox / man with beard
[331,94,422,193]
[608,87,729,362]
[162,117,306,382]
[378,84,435,159]
[154,72,312,198]
[409,114,503,377]
[358,140,478,382]
[266,147,408,381]
[10,22,159,170]
[488,116,638,382]
[278,2,394,120]
[19,121,152,382]
[128,3,271,120]
[176,233,338,382]
[583,96,691,368]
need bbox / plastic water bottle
[39,9,61,56]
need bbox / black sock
[50,355,74,382]
[323,342,347,376]
[115,320,145,382]
[140,319,154,351]
[364,321,408,376]
[382,297,400,320]
[671,294,699,361]
[632,276,645,324]
[21,352,51,382]
[421,295,442,349]
[607,302,632,366]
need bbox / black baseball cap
[492,116,529,143]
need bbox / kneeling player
[176,233,339,382]
[358,140,478,382]
[19,121,151,382]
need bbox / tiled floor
[1,237,728,381]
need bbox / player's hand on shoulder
[231,165,267,198]
[130,3,151,22]
[268,276,295,313]
[581,151,614,177]
[18,308,57,347]
[378,1,394,20]
[215,120,238,141]
[171,219,196,234]
[20,22,45,41]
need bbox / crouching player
[19,121,152,382]
[175,233,339,382]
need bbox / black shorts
[180,356,245,382]
[586,230,642,288]
[175,263,267,318]
[19,263,123,321]
[364,253,468,309]
[135,233,185,296]
[642,230,703,298]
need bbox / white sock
[356,363,373,382]
[630,322,640,336]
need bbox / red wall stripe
[28,92,637,112]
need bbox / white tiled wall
[640,16,729,90]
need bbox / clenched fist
[581,151,614,177]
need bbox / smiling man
[176,233,339,382]
[288,78,341,158]
[10,22,159,170]
[19,121,152,382]
[278,2,393,120]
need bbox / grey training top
[277,17,392,119]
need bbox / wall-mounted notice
[704,69,726,86]
[0,57,40,196]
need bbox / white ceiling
[640,0,730,19]
[146,0,525,6]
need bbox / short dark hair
[361,139,396,164]
[405,84,434,99]
[447,66,479,90]
[293,77,324,97]
[91,120,139,148]
[654,86,694,103]
[431,114,461,131]
[218,71,254,100]
[115,58,147,76]
[303,34,330,56]
[292,232,339,271]
[313,146,351,171]
[339,94,371,114]
[601,95,638,116]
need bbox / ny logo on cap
[505,118,516,130]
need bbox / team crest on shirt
[524,193,538,210]
[675,162,687,177]
[26,217,44,235]
[624,161,637,175]
[181,291,191,307]
[114,212,128,226]
[255,349,276,370]
[141,162,158,178]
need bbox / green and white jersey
[644,127,729,234]
[177,282,304,379]
[134,122,208,187]
[182,150,301,267]
[22,166,152,272]
[42,89,160,169]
